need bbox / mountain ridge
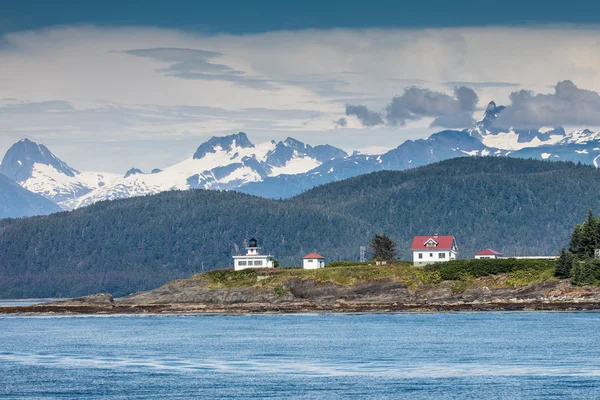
[5,99,600,209]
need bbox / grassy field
[193,258,557,292]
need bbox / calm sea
[1,312,599,399]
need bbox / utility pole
[360,246,366,262]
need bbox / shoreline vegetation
[4,259,600,315]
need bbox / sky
[2,0,600,172]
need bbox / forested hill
[2,157,600,298]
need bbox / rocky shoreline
[3,271,600,315]
[3,299,600,315]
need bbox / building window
[238,260,247,266]
[254,260,263,266]
[418,253,423,259]
[429,253,433,258]
[439,253,446,259]
[308,259,313,262]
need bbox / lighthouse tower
[247,238,259,255]
[233,238,274,270]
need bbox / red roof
[303,252,325,259]
[476,248,502,256]
[410,235,456,251]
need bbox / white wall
[412,250,455,266]
[234,256,271,270]
[303,258,325,269]
[475,255,497,259]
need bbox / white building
[411,233,458,266]
[233,238,274,271]
[303,253,325,269]
[475,248,502,259]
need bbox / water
[1,312,600,399]
[0,299,63,307]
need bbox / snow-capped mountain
[5,99,600,212]
[1,133,348,210]
[468,101,567,150]
[239,129,506,198]
[465,101,600,165]
[0,139,120,203]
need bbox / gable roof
[476,248,502,256]
[410,235,456,251]
[303,252,325,259]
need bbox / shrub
[450,273,474,293]
[326,261,375,268]
[424,258,555,281]
[273,286,288,296]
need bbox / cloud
[345,86,478,128]
[7,25,600,171]
[124,47,275,90]
[430,112,476,129]
[494,80,600,128]
[0,100,75,113]
[345,104,384,126]
[333,117,347,127]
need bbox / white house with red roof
[410,233,458,266]
[475,248,502,259]
[303,252,325,269]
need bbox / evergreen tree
[555,248,574,278]
[569,223,584,256]
[370,234,397,261]
[582,209,600,258]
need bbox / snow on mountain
[8,100,600,211]
[478,130,565,151]
[559,129,600,145]
[59,132,348,209]
[0,138,77,182]
[0,139,119,203]
[239,129,506,199]
[464,101,600,164]
[468,101,566,150]
[22,163,120,204]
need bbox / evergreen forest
[2,157,600,298]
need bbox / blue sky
[2,1,600,172]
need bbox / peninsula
[3,260,600,314]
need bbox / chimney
[433,232,439,238]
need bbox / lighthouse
[233,238,274,271]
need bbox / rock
[49,293,114,306]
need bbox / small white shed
[303,253,325,269]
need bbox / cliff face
[117,275,598,307]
